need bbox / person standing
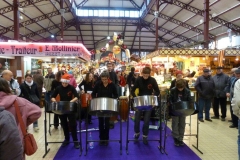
[212,67,229,121]
[231,75,240,158]
[170,70,189,89]
[169,79,193,146]
[1,70,21,96]
[194,68,215,122]
[131,67,160,145]
[33,69,44,107]
[0,107,23,160]
[51,71,64,129]
[91,71,118,146]
[127,67,135,91]
[225,68,240,128]
[0,78,41,160]
[51,74,80,149]
[78,72,95,124]
[20,74,40,132]
[107,63,119,128]
[44,68,55,103]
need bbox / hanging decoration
[113,45,121,54]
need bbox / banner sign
[0,42,91,61]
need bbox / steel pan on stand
[43,101,82,158]
[171,101,196,116]
[133,95,158,111]
[85,97,122,155]
[126,95,168,155]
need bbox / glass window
[83,10,88,16]
[103,10,108,17]
[119,10,124,17]
[129,11,135,17]
[88,10,93,16]
[125,11,129,17]
[94,10,98,16]
[110,10,115,17]
[98,10,103,16]
[114,10,119,17]
[78,10,84,16]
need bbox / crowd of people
[1,63,240,158]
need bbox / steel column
[60,0,64,42]
[203,0,210,49]
[155,0,159,50]
[13,0,19,40]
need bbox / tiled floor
[26,106,238,160]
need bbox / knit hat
[61,74,70,83]
[68,70,73,75]
[175,70,183,76]
[235,68,240,74]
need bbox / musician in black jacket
[91,71,118,146]
[51,74,80,149]
[131,67,160,145]
[169,79,193,146]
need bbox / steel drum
[171,101,196,116]
[133,95,158,111]
[89,97,119,117]
[51,101,78,115]
[45,101,53,113]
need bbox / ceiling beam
[76,0,88,8]
[172,0,240,34]
[0,7,70,35]
[24,19,73,38]
[160,0,193,37]
[0,0,47,14]
[142,22,184,48]
[129,0,141,10]
[148,9,215,39]
[143,20,198,43]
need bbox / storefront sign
[0,42,91,61]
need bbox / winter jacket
[194,75,215,99]
[224,76,237,100]
[170,79,190,89]
[0,92,41,158]
[108,71,119,85]
[231,79,240,119]
[9,78,21,96]
[169,87,192,104]
[212,73,229,98]
[0,107,23,160]
[43,73,55,92]
[131,76,160,97]
[20,81,40,105]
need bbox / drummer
[169,79,193,146]
[91,71,118,146]
[78,72,95,124]
[51,74,80,149]
[131,67,160,145]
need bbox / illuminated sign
[0,42,91,61]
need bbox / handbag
[29,94,40,105]
[23,84,40,105]
[14,100,38,156]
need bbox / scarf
[25,80,33,87]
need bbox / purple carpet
[53,117,201,160]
